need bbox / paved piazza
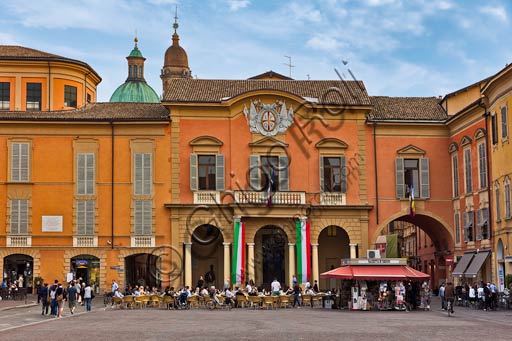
[1,298,511,340]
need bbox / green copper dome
[109,38,160,103]
[129,46,143,58]
[110,81,160,103]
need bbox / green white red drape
[296,220,311,283]
[231,220,245,285]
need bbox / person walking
[56,282,65,318]
[49,280,58,317]
[439,282,446,310]
[292,282,302,308]
[84,282,93,312]
[444,281,455,314]
[41,283,50,315]
[67,281,78,314]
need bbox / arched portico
[318,226,350,290]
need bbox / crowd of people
[37,278,95,318]
[439,281,507,312]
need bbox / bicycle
[206,295,233,310]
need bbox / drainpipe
[373,122,379,224]
[479,101,492,243]
[110,120,115,249]
[47,62,51,111]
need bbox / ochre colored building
[2,20,512,293]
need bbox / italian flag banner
[296,220,311,284]
[231,220,245,285]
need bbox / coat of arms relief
[243,100,294,136]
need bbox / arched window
[139,65,143,78]
[505,177,511,219]
[133,65,138,79]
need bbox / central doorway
[191,224,224,290]
[255,226,288,289]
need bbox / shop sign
[445,256,453,264]
[42,216,63,232]
[76,260,88,267]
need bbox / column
[288,243,295,286]
[350,243,358,259]
[184,242,192,288]
[223,242,231,287]
[311,243,319,284]
[247,242,255,283]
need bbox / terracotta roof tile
[369,96,447,121]
[0,102,169,121]
[163,78,371,106]
[0,45,101,80]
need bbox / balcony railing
[193,191,221,205]
[7,236,32,247]
[234,191,306,205]
[73,236,98,247]
[131,236,155,248]
[320,192,346,206]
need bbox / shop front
[321,258,430,311]
[3,254,34,291]
[70,255,100,287]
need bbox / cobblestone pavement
[0,297,511,341]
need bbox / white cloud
[0,32,19,45]
[365,0,397,7]
[147,0,177,5]
[228,0,250,11]
[437,41,475,65]
[306,35,345,52]
[480,6,507,22]
[437,1,453,10]
[287,2,322,23]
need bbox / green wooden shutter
[341,155,347,193]
[250,155,260,191]
[86,154,95,195]
[134,153,142,195]
[20,143,29,181]
[279,155,289,191]
[420,158,430,198]
[216,154,225,191]
[190,154,198,191]
[395,158,405,199]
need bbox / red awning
[320,265,430,281]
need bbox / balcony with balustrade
[234,191,306,205]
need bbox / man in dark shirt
[292,283,302,308]
[40,283,50,315]
[67,281,78,314]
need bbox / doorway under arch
[71,254,100,286]
[191,224,224,290]
[125,253,160,289]
[497,238,505,291]
[3,254,33,290]
[318,226,350,291]
[254,225,289,290]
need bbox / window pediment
[396,144,426,156]
[315,138,348,150]
[189,136,223,147]
[460,135,472,146]
[474,128,486,140]
[448,142,459,153]
[249,136,289,148]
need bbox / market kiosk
[320,258,430,311]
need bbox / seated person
[200,287,209,297]
[114,288,124,299]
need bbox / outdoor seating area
[0,287,28,301]
[109,292,330,311]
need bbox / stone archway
[0,248,40,293]
[191,224,224,290]
[64,248,106,291]
[497,238,506,291]
[254,225,289,290]
[318,226,350,291]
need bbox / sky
[1,0,511,102]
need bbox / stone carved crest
[243,100,294,136]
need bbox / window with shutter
[190,154,198,191]
[478,142,487,189]
[491,114,498,145]
[10,199,28,235]
[454,212,460,244]
[395,158,405,199]
[321,156,346,193]
[452,154,459,198]
[464,148,472,193]
[505,180,511,219]
[481,207,489,240]
[76,200,94,235]
[216,154,225,191]
[11,142,30,182]
[278,155,289,191]
[419,158,430,198]
[134,153,152,195]
[77,153,95,195]
[476,209,483,241]
[495,184,501,221]
[261,156,279,192]
[249,155,260,191]
[462,212,469,242]
[501,106,508,139]
[134,200,152,235]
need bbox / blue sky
[1,0,511,102]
